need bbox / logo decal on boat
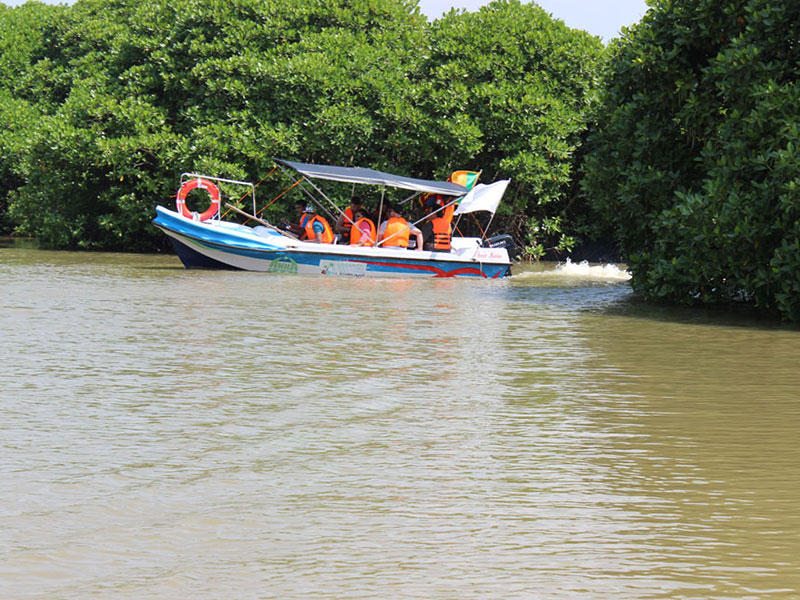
[268,258,298,274]
[319,260,367,277]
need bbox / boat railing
[180,173,257,218]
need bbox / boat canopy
[276,159,468,197]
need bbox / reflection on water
[1,246,799,599]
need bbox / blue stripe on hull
[173,232,507,278]
[153,206,511,278]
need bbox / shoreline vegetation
[1,0,797,319]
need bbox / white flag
[453,179,510,216]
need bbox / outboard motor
[482,234,518,260]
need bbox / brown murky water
[2,244,799,599]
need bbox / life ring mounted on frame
[176,178,221,221]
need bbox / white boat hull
[153,206,512,279]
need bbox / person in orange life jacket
[420,196,454,252]
[281,200,306,237]
[378,203,423,251]
[300,205,334,244]
[349,206,376,246]
[335,198,363,240]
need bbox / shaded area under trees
[0,0,603,256]
[583,0,800,320]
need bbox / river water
[2,244,799,599]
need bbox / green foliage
[583,0,800,320]
[0,0,603,254]
[422,0,604,253]
[0,2,66,233]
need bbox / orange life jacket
[442,203,455,223]
[302,214,334,244]
[341,207,355,235]
[350,217,376,246]
[381,217,410,248]
[431,216,452,251]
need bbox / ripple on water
[1,248,799,599]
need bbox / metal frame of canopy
[274,159,471,248]
[272,159,510,248]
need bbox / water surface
[2,246,798,599]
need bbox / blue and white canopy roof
[276,159,469,197]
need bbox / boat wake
[555,259,631,281]
[515,259,631,282]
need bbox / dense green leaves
[583,0,800,320]
[423,1,603,255]
[6,0,797,321]
[0,0,602,254]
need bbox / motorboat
[152,159,515,278]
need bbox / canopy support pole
[399,191,422,206]
[242,177,304,224]
[407,196,461,231]
[276,163,339,223]
[483,212,497,240]
[376,186,386,244]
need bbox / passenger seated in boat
[349,207,376,247]
[281,200,306,237]
[299,205,334,244]
[335,198,364,241]
[420,198,454,252]
[378,203,423,251]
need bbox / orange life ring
[176,178,221,221]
